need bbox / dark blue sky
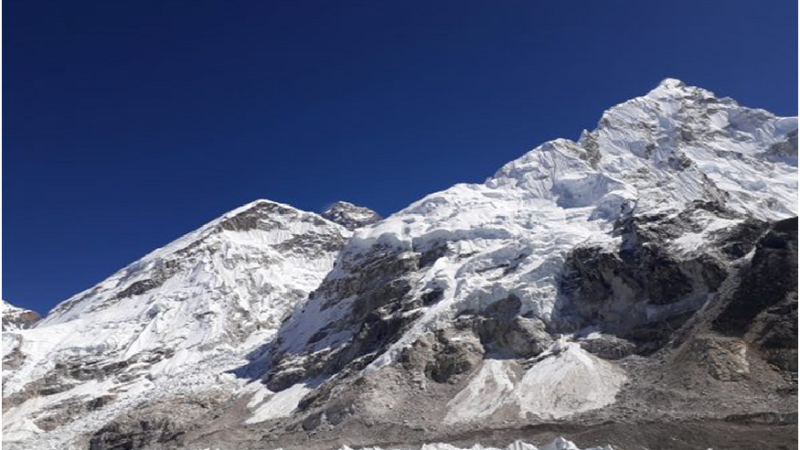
[5,1,798,314]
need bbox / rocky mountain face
[2,301,40,331]
[322,201,382,230]
[3,80,797,450]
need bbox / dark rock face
[267,246,420,391]
[255,210,797,447]
[650,217,797,398]
[321,201,382,230]
[558,241,711,345]
[556,205,768,353]
[713,217,798,372]
[714,217,798,336]
[117,278,164,300]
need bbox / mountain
[182,79,796,450]
[2,200,356,449]
[4,80,797,450]
[322,201,382,230]
[2,301,40,331]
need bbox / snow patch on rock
[445,340,626,423]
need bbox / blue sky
[4,0,798,314]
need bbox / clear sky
[4,0,798,314]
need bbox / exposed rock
[2,300,40,331]
[321,201,382,230]
[714,217,798,338]
[578,334,637,360]
[399,327,484,384]
[88,393,228,450]
[556,203,761,353]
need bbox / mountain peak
[2,300,40,331]
[643,78,724,104]
[657,77,686,89]
[322,201,382,230]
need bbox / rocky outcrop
[713,217,798,374]
[321,201,382,230]
[714,218,798,336]
[2,300,40,331]
[556,203,767,354]
[88,393,227,450]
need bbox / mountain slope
[172,79,797,450]
[2,200,354,449]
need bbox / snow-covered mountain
[259,77,795,398]
[197,79,794,450]
[3,79,797,450]
[2,200,359,448]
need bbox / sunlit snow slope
[2,200,353,447]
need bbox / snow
[445,340,627,423]
[2,200,350,447]
[245,381,314,424]
[3,80,797,448]
[281,79,797,380]
[514,342,626,420]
